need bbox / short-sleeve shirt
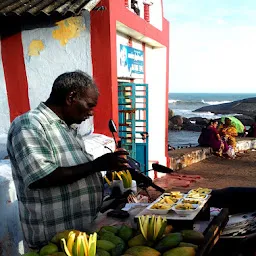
[7,103,103,248]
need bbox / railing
[124,0,154,23]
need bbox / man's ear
[66,91,77,106]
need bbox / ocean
[168,93,256,148]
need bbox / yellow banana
[67,232,76,254]
[73,236,82,256]
[61,238,72,256]
[104,176,111,186]
[82,232,89,256]
[126,170,133,187]
[115,171,123,181]
[120,172,129,188]
[147,215,155,241]
[155,216,167,240]
[88,233,97,256]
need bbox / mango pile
[22,216,204,256]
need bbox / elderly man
[7,71,127,248]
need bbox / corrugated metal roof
[0,0,97,17]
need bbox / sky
[163,0,256,93]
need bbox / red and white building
[0,0,169,165]
[0,1,169,254]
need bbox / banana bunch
[138,215,167,242]
[61,231,97,256]
[104,170,133,189]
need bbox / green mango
[98,228,116,238]
[117,225,133,242]
[96,240,116,252]
[163,247,196,256]
[39,243,58,256]
[179,242,198,250]
[125,246,161,256]
[101,226,119,234]
[22,253,39,256]
[100,233,125,247]
[128,234,147,247]
[96,248,111,256]
[155,233,183,253]
[181,230,204,245]
[111,243,126,256]
[48,253,66,256]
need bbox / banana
[88,233,97,256]
[139,215,167,242]
[61,238,72,256]
[82,232,89,256]
[72,237,79,256]
[67,232,76,254]
[138,216,147,240]
[120,172,130,188]
[104,176,111,186]
[156,216,167,240]
[126,170,133,187]
[115,171,123,181]
[147,215,155,241]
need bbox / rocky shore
[168,97,256,132]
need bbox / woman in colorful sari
[198,120,228,155]
[218,117,238,149]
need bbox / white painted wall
[22,13,92,109]
[116,32,167,167]
[146,45,167,167]
[0,41,11,135]
[149,0,163,31]
[0,160,25,256]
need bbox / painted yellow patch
[28,40,44,56]
[52,17,86,46]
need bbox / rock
[170,115,183,126]
[168,109,174,118]
[189,117,209,126]
[182,122,202,132]
[194,97,256,117]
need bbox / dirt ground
[153,149,256,193]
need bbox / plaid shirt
[7,103,103,248]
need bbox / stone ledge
[168,147,212,171]
[168,138,256,171]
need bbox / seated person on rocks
[218,117,238,151]
[198,119,228,156]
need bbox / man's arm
[29,152,128,189]
[9,124,128,189]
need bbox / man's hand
[92,151,129,171]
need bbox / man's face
[65,87,98,125]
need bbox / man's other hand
[92,151,129,171]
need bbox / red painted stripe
[1,32,30,121]
[91,0,118,136]
[164,19,170,166]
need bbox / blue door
[118,83,149,174]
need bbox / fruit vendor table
[90,205,229,256]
